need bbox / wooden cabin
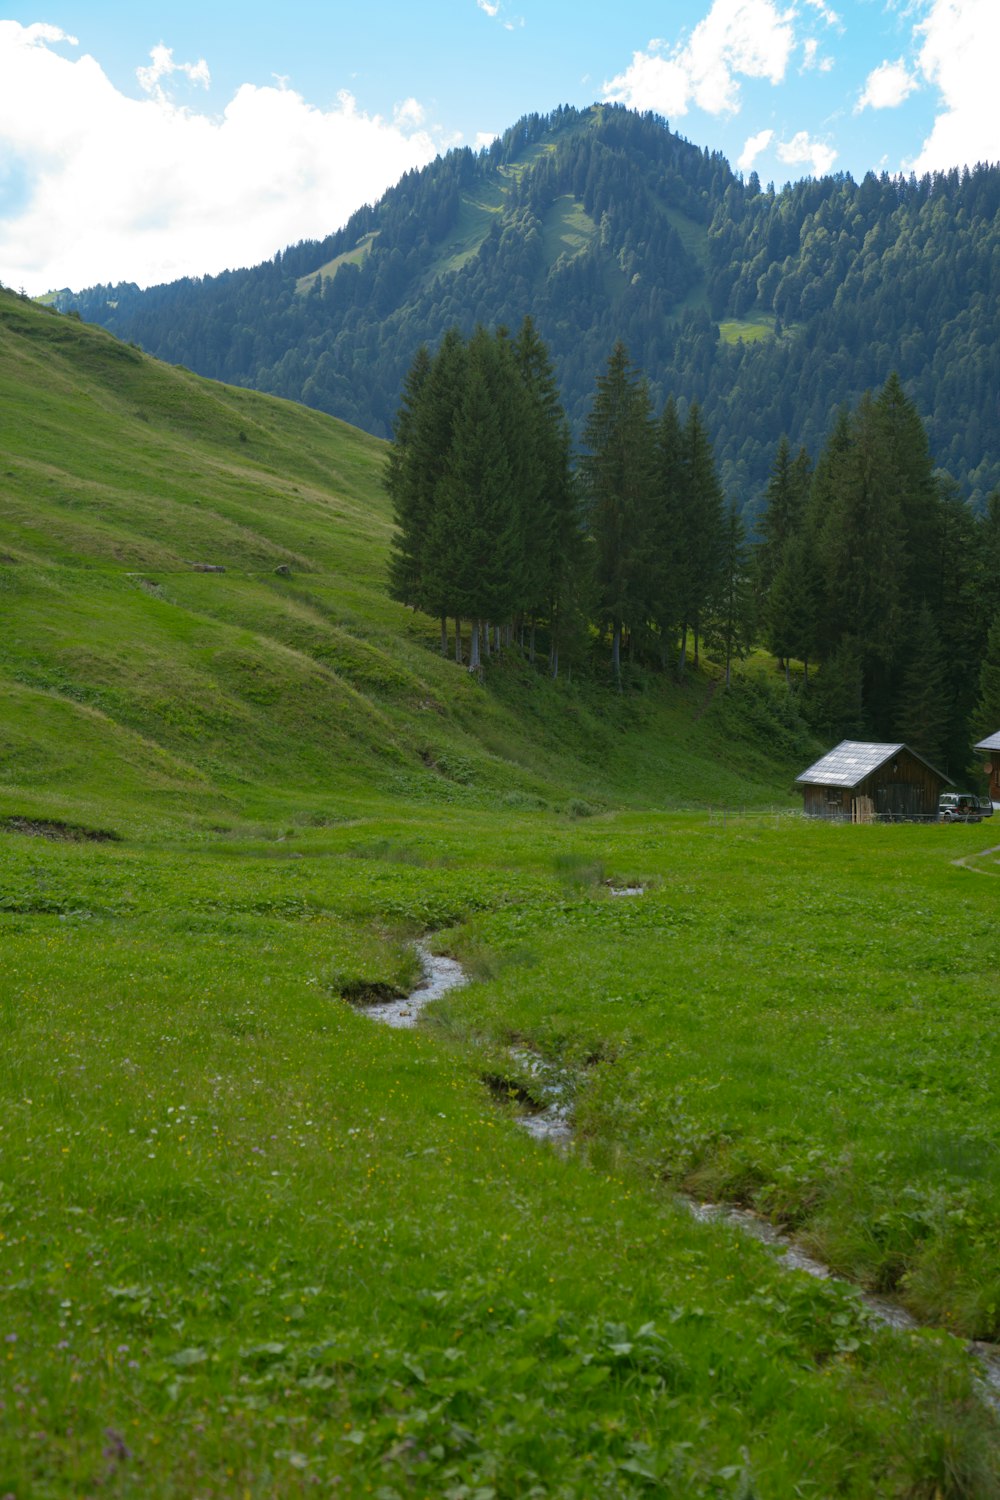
[796,741,952,821]
[974,730,1000,803]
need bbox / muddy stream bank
[359,936,1000,1405]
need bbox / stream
[359,935,1000,1405]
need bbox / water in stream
[361,942,466,1028]
[360,936,1000,1404]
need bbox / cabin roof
[795,740,951,789]
[974,730,1000,753]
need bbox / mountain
[58,104,1000,515]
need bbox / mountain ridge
[56,103,1000,513]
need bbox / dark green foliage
[756,436,810,596]
[388,320,587,673]
[649,397,684,659]
[427,332,523,635]
[767,528,820,681]
[675,403,726,675]
[581,342,657,681]
[974,613,1000,740]
[933,481,984,775]
[386,341,433,609]
[805,637,866,741]
[895,601,950,767]
[705,503,756,686]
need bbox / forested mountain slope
[59,104,1000,512]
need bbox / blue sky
[1,1,997,292]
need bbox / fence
[705,806,972,827]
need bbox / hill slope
[0,287,810,836]
[59,104,1000,512]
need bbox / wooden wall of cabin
[857,750,941,817]
[802,785,846,818]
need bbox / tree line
[389,323,1000,780]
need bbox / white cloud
[856,58,917,112]
[908,0,1000,174]
[476,0,500,15]
[801,0,840,25]
[777,130,837,177]
[0,22,443,294]
[800,36,834,73]
[738,127,774,171]
[16,21,78,48]
[602,0,796,120]
[603,49,693,117]
[136,43,210,101]
[393,97,426,131]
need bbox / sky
[1,0,998,295]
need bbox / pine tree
[649,397,684,667]
[806,637,866,742]
[895,601,949,768]
[805,405,853,657]
[767,528,821,684]
[757,435,810,596]
[932,480,982,776]
[582,342,657,684]
[974,612,1000,741]
[387,329,467,631]
[817,393,908,735]
[675,403,725,676]
[424,336,521,669]
[705,503,756,686]
[875,372,942,609]
[512,316,577,665]
[386,343,432,609]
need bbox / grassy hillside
[0,289,810,834]
[3,292,999,1497]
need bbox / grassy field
[2,288,999,1496]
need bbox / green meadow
[2,290,999,1496]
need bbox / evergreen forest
[388,321,1000,782]
[58,103,1000,514]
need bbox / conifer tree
[512,316,577,664]
[705,502,756,686]
[974,613,1000,741]
[767,528,821,684]
[675,403,725,676]
[975,491,1000,639]
[582,342,656,684]
[817,392,908,735]
[386,343,432,609]
[895,601,949,768]
[757,435,810,596]
[387,329,467,638]
[805,405,853,655]
[933,481,982,775]
[650,397,684,666]
[875,372,942,609]
[807,637,866,741]
[424,334,521,669]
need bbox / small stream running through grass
[360,934,1000,1405]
